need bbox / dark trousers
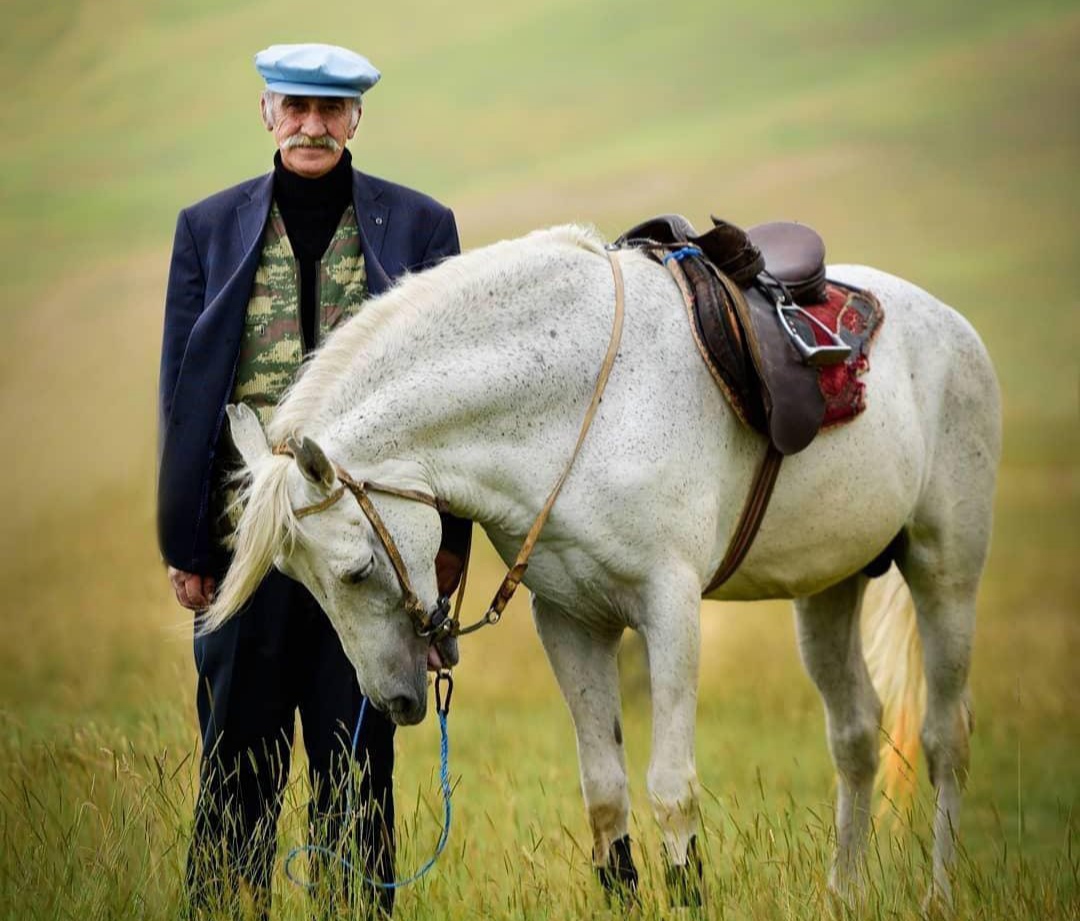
[186,570,396,918]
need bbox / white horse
[202,225,1000,907]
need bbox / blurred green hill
[1,0,1076,544]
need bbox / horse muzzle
[381,689,427,726]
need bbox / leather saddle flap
[735,283,825,455]
[686,262,824,454]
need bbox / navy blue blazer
[158,168,460,574]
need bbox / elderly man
[158,44,469,918]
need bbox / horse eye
[342,554,376,585]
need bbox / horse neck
[312,237,615,533]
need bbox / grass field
[0,0,1077,918]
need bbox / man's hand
[168,566,217,611]
[435,548,466,597]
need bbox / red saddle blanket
[788,282,884,427]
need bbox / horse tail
[861,564,925,812]
[197,456,296,635]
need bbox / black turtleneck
[273,148,354,352]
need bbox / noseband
[271,249,627,642]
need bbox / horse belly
[716,434,916,600]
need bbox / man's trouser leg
[297,587,397,918]
[186,571,398,918]
[186,571,300,919]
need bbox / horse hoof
[596,835,638,902]
[922,880,956,919]
[664,835,704,907]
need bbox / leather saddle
[615,214,845,455]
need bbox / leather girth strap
[617,214,836,593]
[656,245,792,593]
[702,443,783,595]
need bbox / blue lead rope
[284,672,454,892]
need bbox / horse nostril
[386,695,416,714]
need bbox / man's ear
[260,93,275,131]
[227,403,271,466]
[348,103,361,137]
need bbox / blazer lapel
[352,170,392,295]
[236,174,274,252]
[181,176,273,374]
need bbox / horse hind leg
[794,574,882,900]
[531,597,638,899]
[898,529,984,911]
[899,350,997,910]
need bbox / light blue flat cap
[255,44,381,98]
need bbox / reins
[274,248,627,641]
[459,246,627,634]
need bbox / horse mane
[197,452,299,634]
[267,223,607,443]
[201,224,606,632]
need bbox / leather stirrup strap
[457,248,627,633]
[702,443,783,595]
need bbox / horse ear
[226,403,271,466]
[286,434,336,491]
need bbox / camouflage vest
[232,201,368,425]
[212,201,368,539]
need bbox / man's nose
[299,109,327,136]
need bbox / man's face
[266,94,359,178]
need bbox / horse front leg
[640,572,705,906]
[532,597,637,897]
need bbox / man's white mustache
[282,134,341,151]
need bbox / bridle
[273,248,628,643]
[273,450,459,637]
